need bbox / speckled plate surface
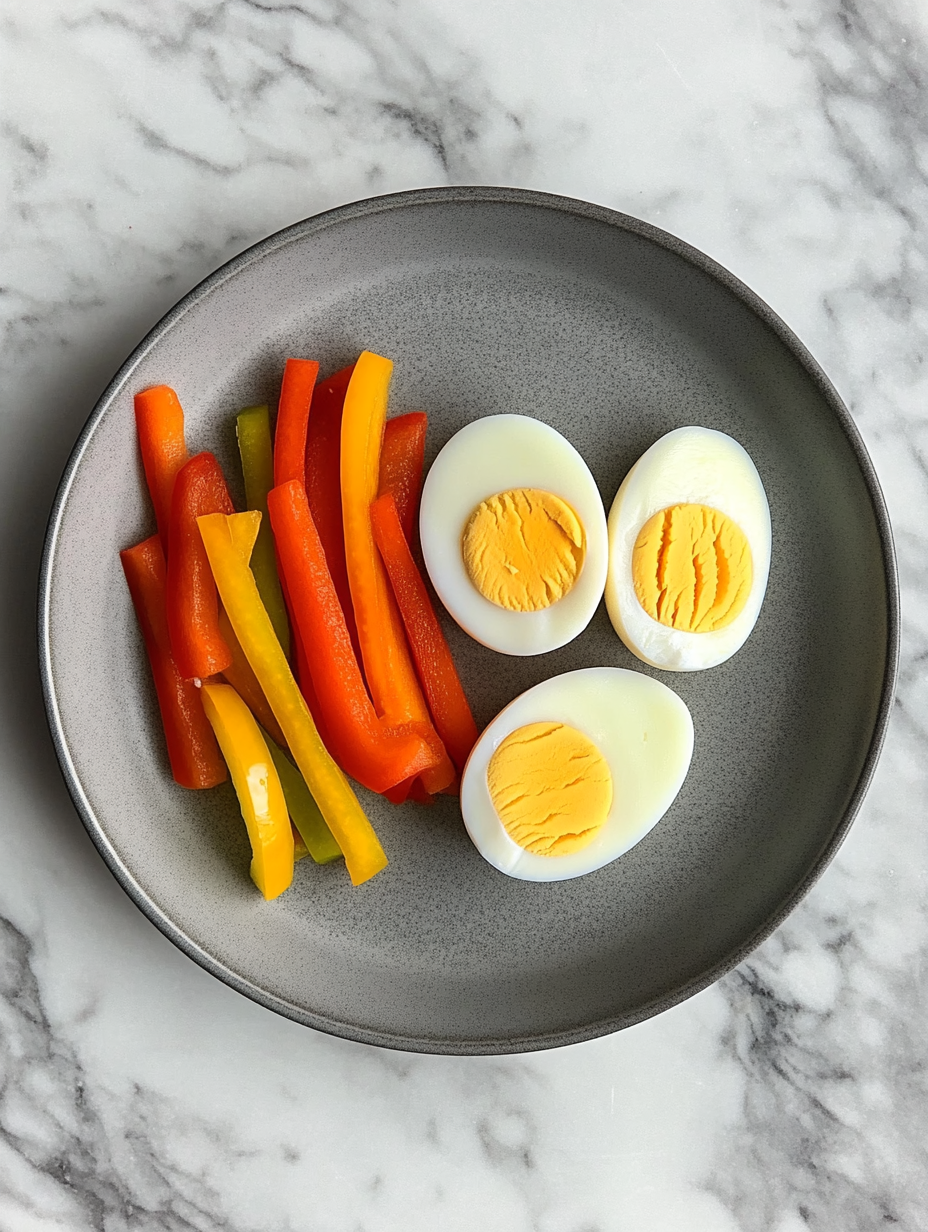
[38,187,898,1054]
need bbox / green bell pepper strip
[236,405,291,656]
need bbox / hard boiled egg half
[461,668,694,882]
[419,416,608,655]
[606,427,771,671]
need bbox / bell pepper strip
[291,624,332,751]
[371,492,480,776]
[378,412,427,545]
[292,827,310,861]
[218,606,286,748]
[305,363,359,661]
[267,741,343,865]
[120,536,226,790]
[200,683,294,900]
[267,480,440,792]
[236,405,290,655]
[227,507,261,562]
[274,358,320,487]
[340,353,455,794]
[383,776,415,805]
[197,511,388,885]
[222,510,330,750]
[408,778,436,805]
[134,385,189,556]
[166,452,235,680]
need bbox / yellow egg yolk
[486,721,613,856]
[462,488,585,612]
[632,503,752,632]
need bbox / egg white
[605,427,771,671]
[419,416,608,656]
[460,668,694,882]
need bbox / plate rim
[37,185,900,1055]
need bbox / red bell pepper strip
[120,536,226,789]
[371,492,479,776]
[378,412,427,545]
[134,385,189,555]
[305,363,359,660]
[291,622,333,752]
[267,479,440,793]
[166,452,235,679]
[274,358,319,487]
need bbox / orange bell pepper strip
[378,412,427,545]
[274,358,319,487]
[371,492,480,776]
[134,385,189,556]
[120,535,226,789]
[236,404,290,655]
[166,452,235,680]
[197,511,388,885]
[200,682,294,900]
[340,352,454,794]
[305,363,359,661]
[267,480,439,792]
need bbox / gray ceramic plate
[39,187,898,1054]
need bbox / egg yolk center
[632,503,752,633]
[487,721,613,856]
[462,488,585,612]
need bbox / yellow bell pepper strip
[292,827,310,861]
[200,682,294,901]
[227,507,261,563]
[268,741,342,865]
[236,405,291,655]
[218,606,286,748]
[219,509,287,743]
[197,511,388,886]
[340,352,455,795]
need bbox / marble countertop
[3,0,926,1227]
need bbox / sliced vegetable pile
[122,352,478,899]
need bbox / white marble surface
[2,0,927,1226]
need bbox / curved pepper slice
[197,511,388,886]
[166,452,235,680]
[236,404,290,655]
[200,682,294,900]
[378,411,427,545]
[268,479,439,793]
[340,352,454,795]
[371,492,479,777]
[120,536,226,789]
[134,385,189,556]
